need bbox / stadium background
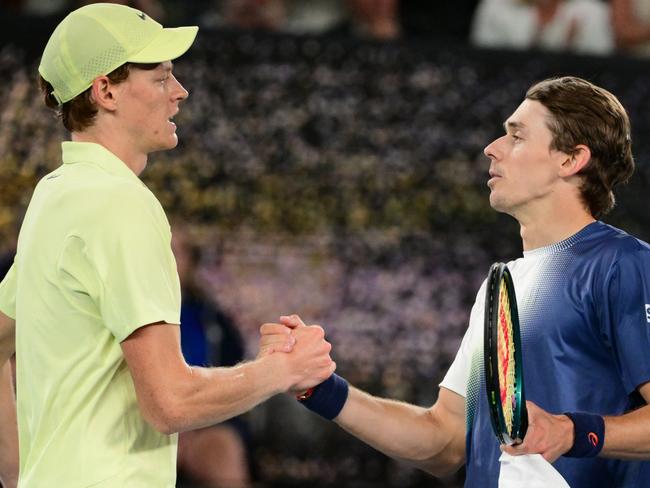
[1,1,650,487]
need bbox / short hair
[39,62,158,132]
[526,76,634,219]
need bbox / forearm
[125,321,335,435]
[148,354,289,434]
[601,404,650,460]
[0,361,18,488]
[334,387,465,476]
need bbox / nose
[484,135,505,162]
[171,74,189,102]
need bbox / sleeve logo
[646,304,650,323]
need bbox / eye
[510,133,522,142]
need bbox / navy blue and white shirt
[441,222,650,488]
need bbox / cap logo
[137,12,146,21]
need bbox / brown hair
[526,76,634,218]
[39,62,158,132]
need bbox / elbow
[146,414,180,436]
[422,451,465,478]
[411,447,464,478]
[138,392,186,435]
[416,408,465,477]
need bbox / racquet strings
[497,278,516,436]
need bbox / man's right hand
[257,322,295,358]
[259,315,336,393]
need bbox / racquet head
[484,262,528,445]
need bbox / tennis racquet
[484,262,528,445]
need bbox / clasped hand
[257,314,335,393]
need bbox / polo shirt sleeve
[87,185,181,342]
[0,259,16,319]
[600,248,650,394]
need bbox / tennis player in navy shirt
[261,76,650,487]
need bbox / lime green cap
[38,3,198,105]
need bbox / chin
[489,195,522,219]
[159,136,179,151]
[489,193,509,213]
[166,132,179,147]
[148,140,178,154]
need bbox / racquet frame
[484,262,528,445]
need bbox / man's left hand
[501,401,574,463]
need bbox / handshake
[257,314,337,395]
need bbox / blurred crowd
[3,0,650,56]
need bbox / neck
[513,194,595,251]
[519,214,595,251]
[518,208,595,251]
[71,128,148,176]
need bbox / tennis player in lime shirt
[0,4,335,487]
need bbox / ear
[89,76,120,112]
[559,144,591,178]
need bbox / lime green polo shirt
[0,142,181,487]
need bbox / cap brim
[128,26,198,64]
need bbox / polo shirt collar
[61,141,140,181]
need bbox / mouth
[487,169,502,188]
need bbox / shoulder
[591,223,650,262]
[577,224,650,293]
[37,162,162,214]
[107,180,163,213]
[76,177,170,247]
[86,173,167,224]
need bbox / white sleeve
[439,280,486,397]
